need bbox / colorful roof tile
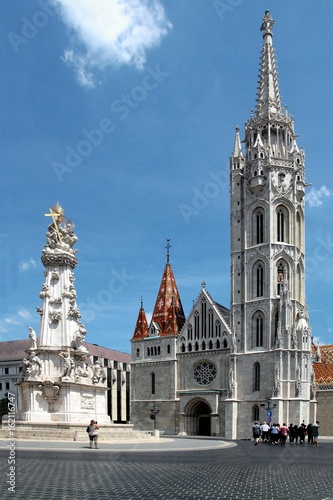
[131,301,149,341]
[151,262,185,336]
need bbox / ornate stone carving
[81,394,94,409]
[36,306,43,316]
[39,283,51,299]
[59,352,75,378]
[38,381,60,402]
[51,269,60,281]
[21,352,43,379]
[49,309,62,323]
[68,301,81,319]
[49,297,62,305]
[74,355,90,379]
[72,324,88,351]
[92,361,106,384]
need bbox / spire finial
[260,10,274,37]
[165,239,171,263]
[141,296,143,308]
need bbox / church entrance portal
[185,399,211,436]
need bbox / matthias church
[130,11,316,439]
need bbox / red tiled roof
[151,262,185,336]
[319,345,333,364]
[313,363,333,385]
[131,304,149,341]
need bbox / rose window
[193,361,217,385]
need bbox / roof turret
[131,298,149,340]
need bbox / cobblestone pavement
[1,440,333,499]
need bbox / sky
[1,0,333,354]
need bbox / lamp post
[150,404,159,432]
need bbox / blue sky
[1,0,333,353]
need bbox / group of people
[252,421,320,446]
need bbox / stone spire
[232,127,243,159]
[256,10,282,117]
[150,246,185,336]
[131,298,149,340]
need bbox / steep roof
[151,262,185,336]
[312,344,333,385]
[131,301,149,341]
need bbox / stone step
[0,427,153,441]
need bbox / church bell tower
[229,11,316,432]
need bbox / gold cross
[44,207,63,242]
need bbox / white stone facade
[130,11,316,439]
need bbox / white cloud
[19,258,36,271]
[18,309,33,320]
[52,0,172,87]
[306,185,331,207]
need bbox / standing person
[252,421,261,445]
[312,421,320,447]
[306,423,313,444]
[280,423,289,445]
[298,423,306,444]
[87,419,99,449]
[270,423,279,445]
[261,422,270,443]
[293,424,299,444]
[288,423,295,443]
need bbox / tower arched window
[296,211,302,250]
[254,363,260,391]
[253,261,264,297]
[167,344,171,354]
[252,312,264,347]
[215,320,221,337]
[187,324,193,341]
[276,205,289,243]
[151,372,156,395]
[277,261,288,295]
[253,208,264,245]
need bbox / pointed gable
[131,302,149,341]
[151,262,185,336]
[178,284,232,352]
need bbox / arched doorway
[185,399,212,436]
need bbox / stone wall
[315,388,333,436]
